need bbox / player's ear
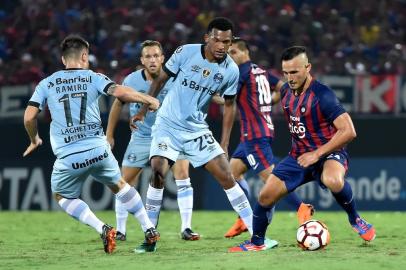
[61,56,66,66]
[306,63,312,72]
[204,33,209,43]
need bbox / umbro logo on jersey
[213,72,224,84]
[191,65,201,72]
[202,69,211,78]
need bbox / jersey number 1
[58,92,87,127]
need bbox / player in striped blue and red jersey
[224,39,314,239]
[230,46,375,252]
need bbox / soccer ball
[296,220,330,251]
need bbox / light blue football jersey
[123,69,172,139]
[156,44,239,132]
[29,68,114,158]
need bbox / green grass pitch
[1,211,405,270]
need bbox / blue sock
[283,192,302,211]
[237,178,250,199]
[332,181,359,225]
[251,202,273,246]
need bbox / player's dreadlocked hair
[60,34,90,59]
[207,17,234,34]
[281,46,308,62]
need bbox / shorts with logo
[231,137,276,174]
[123,136,188,168]
[272,150,349,192]
[51,144,121,198]
[150,125,224,168]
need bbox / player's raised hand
[130,110,145,131]
[23,136,43,157]
[297,151,320,168]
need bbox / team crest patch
[158,142,168,151]
[191,65,201,72]
[213,73,224,84]
[202,69,211,78]
[127,153,136,163]
[300,106,306,113]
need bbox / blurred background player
[132,17,254,252]
[106,40,200,242]
[230,46,376,252]
[225,38,314,238]
[23,34,160,254]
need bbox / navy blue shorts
[231,137,276,174]
[272,151,349,192]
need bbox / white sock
[58,198,104,234]
[145,184,164,227]
[224,184,253,235]
[176,178,193,232]
[116,183,154,232]
[115,197,128,234]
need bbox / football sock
[176,178,193,232]
[237,178,251,199]
[284,192,302,211]
[116,183,154,231]
[332,181,359,225]
[58,198,104,234]
[251,202,273,246]
[225,184,253,235]
[115,197,128,234]
[145,184,164,227]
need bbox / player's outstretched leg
[115,197,128,241]
[176,178,200,240]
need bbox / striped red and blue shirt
[236,61,280,142]
[280,79,346,159]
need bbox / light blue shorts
[150,126,224,168]
[123,136,188,168]
[51,144,121,198]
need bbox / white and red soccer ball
[297,220,330,251]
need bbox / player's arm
[297,113,356,168]
[23,105,43,157]
[106,84,159,111]
[131,70,170,126]
[220,95,236,157]
[106,98,123,149]
[271,80,284,105]
[212,94,225,105]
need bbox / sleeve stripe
[224,94,236,100]
[28,101,40,108]
[163,65,176,77]
[103,82,116,94]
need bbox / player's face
[282,54,311,90]
[228,44,246,65]
[205,28,233,61]
[140,46,164,75]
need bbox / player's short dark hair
[281,46,308,62]
[140,40,163,55]
[207,17,234,34]
[232,37,250,53]
[60,34,89,59]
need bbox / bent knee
[322,175,344,192]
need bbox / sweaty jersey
[157,44,239,133]
[29,68,114,158]
[280,79,346,159]
[123,69,173,139]
[237,61,280,141]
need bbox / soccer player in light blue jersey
[106,40,200,245]
[23,35,161,254]
[132,17,254,252]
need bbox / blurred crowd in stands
[0,0,405,86]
